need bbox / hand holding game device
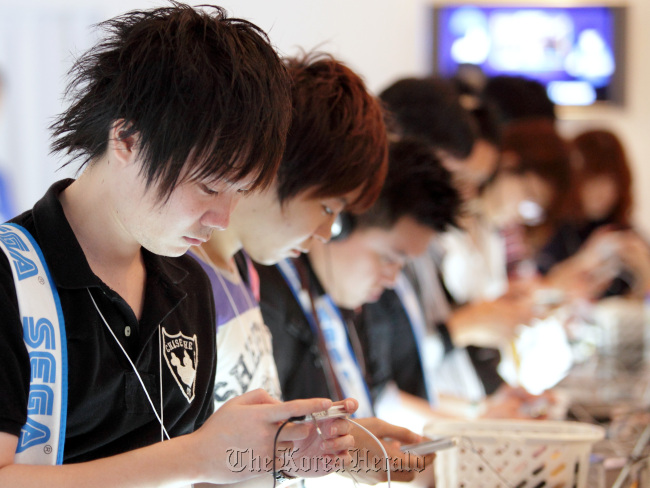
[291,405,349,423]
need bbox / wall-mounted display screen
[432,4,626,106]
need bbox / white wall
[0,3,103,216]
[0,0,648,235]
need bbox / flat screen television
[432,4,627,106]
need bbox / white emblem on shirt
[162,327,198,403]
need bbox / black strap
[293,258,346,402]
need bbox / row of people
[374,68,650,409]
[2,3,648,488]
[0,5,406,487]
[0,4,474,487]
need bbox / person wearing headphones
[255,139,460,436]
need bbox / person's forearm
[633,261,650,297]
[0,391,347,487]
[447,303,506,348]
[0,433,210,488]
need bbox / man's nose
[313,214,337,243]
[380,263,402,289]
[200,191,241,230]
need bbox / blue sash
[0,223,67,464]
[277,259,374,418]
[393,273,442,407]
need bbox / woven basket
[424,419,605,488]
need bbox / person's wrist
[155,432,205,484]
[642,270,650,296]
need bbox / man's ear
[108,119,140,167]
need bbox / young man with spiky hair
[0,5,354,486]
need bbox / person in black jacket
[257,139,460,420]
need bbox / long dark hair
[572,129,633,226]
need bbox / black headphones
[330,213,356,241]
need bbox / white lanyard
[277,259,374,417]
[393,272,442,406]
[87,289,170,442]
[193,246,256,322]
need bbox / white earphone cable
[346,418,391,488]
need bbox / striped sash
[0,223,67,464]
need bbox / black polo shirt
[0,179,216,463]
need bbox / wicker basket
[424,419,605,488]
